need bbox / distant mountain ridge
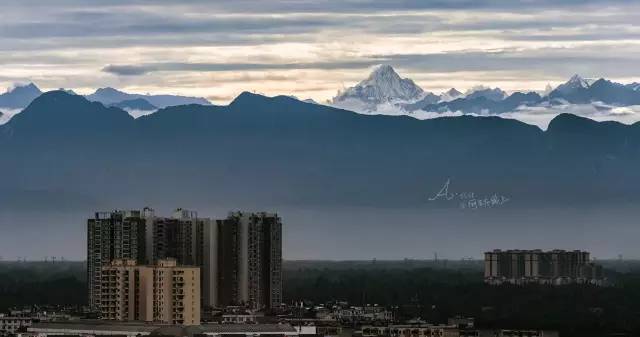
[85,87,211,108]
[0,83,43,109]
[0,83,211,111]
[1,90,640,214]
[109,98,157,111]
[328,66,640,118]
[3,69,640,123]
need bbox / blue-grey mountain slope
[85,87,211,108]
[0,83,43,109]
[3,90,640,260]
[2,90,640,212]
[414,92,541,114]
[109,98,157,111]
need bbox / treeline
[5,261,640,336]
[0,262,86,311]
[283,266,640,337]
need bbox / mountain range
[4,66,640,124]
[85,87,211,108]
[2,90,640,259]
[330,66,640,118]
[2,90,639,210]
[0,83,210,111]
[109,98,158,111]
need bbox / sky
[3,0,640,104]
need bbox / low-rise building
[359,324,459,337]
[25,321,299,337]
[335,305,393,323]
[0,316,34,334]
[221,314,257,324]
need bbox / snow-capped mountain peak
[553,74,593,95]
[568,74,591,87]
[332,65,424,106]
[446,88,462,97]
[440,88,463,101]
[465,86,507,101]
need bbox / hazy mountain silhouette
[400,92,441,111]
[549,77,640,105]
[109,98,157,111]
[465,87,507,101]
[3,90,640,259]
[0,83,43,109]
[2,90,639,210]
[417,92,542,114]
[85,87,211,108]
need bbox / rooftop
[29,321,297,334]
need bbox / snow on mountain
[553,74,593,95]
[440,88,463,102]
[465,86,507,101]
[332,65,425,110]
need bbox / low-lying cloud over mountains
[4,66,640,129]
[330,65,640,128]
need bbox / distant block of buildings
[358,324,558,337]
[484,249,604,285]
[87,208,283,322]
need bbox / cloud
[102,60,385,76]
[0,108,23,125]
[501,102,640,129]
[3,0,640,106]
[334,98,640,130]
[102,64,154,76]
[122,108,158,119]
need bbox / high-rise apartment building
[217,212,282,310]
[88,209,283,312]
[484,249,603,285]
[146,209,220,309]
[100,259,200,325]
[87,210,148,310]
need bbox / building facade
[146,208,219,308]
[100,259,200,325]
[484,249,604,285]
[0,316,34,335]
[88,208,283,312]
[87,210,149,310]
[27,321,299,337]
[217,212,283,310]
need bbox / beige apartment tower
[100,259,200,325]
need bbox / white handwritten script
[428,179,510,210]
